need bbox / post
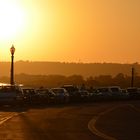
[10,45,15,85]
[10,54,14,85]
[131,67,134,87]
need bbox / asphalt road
[0,101,139,140]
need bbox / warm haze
[0,0,140,63]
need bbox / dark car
[21,88,40,105]
[78,90,90,101]
[127,87,140,99]
[95,87,112,100]
[36,88,56,104]
[62,85,80,102]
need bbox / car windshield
[62,85,78,92]
[110,88,120,92]
[98,88,109,92]
[37,89,50,94]
[127,88,138,93]
[0,86,16,92]
[51,89,65,93]
[23,89,36,95]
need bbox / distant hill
[0,61,139,78]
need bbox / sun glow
[0,1,26,41]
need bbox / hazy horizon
[0,60,139,65]
[0,61,139,78]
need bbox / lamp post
[10,45,15,85]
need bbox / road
[0,101,139,140]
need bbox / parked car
[127,87,140,99]
[78,90,90,101]
[109,86,122,99]
[95,87,112,100]
[121,89,129,99]
[62,85,80,102]
[50,88,69,103]
[36,88,56,104]
[21,88,40,104]
[0,84,24,106]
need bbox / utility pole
[131,67,134,87]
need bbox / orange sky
[0,0,140,63]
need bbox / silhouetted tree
[66,75,85,86]
[94,75,113,86]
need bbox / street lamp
[10,45,15,85]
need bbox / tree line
[0,73,139,88]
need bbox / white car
[109,86,122,96]
[0,84,24,105]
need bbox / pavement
[94,104,140,140]
[0,101,139,139]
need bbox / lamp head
[10,45,15,55]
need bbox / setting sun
[0,1,26,41]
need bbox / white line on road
[88,106,117,140]
[88,104,140,140]
[0,112,25,125]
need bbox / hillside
[0,61,139,78]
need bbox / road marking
[88,106,117,140]
[127,104,140,112]
[0,112,25,125]
[88,104,140,140]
